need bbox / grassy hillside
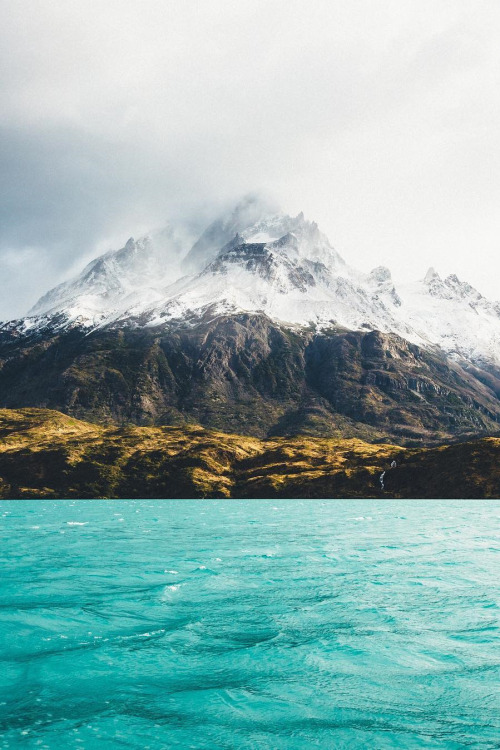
[1,408,499,499]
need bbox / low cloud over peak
[1,0,500,319]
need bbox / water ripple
[1,499,499,748]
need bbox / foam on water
[1,499,500,749]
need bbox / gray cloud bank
[1,0,500,319]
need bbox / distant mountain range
[2,194,500,444]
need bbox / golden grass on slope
[0,408,101,446]
[0,408,499,498]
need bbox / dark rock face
[305,329,500,440]
[0,314,499,444]
[206,240,317,293]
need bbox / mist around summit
[9,194,500,372]
[1,2,500,320]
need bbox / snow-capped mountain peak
[6,196,500,368]
[27,224,192,321]
[182,194,343,273]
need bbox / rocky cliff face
[0,314,498,444]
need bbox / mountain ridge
[0,315,499,445]
[2,195,500,446]
[4,194,500,370]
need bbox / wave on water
[1,498,499,749]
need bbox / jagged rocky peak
[28,225,189,318]
[8,193,500,371]
[369,266,392,284]
[268,232,300,251]
[422,266,486,304]
[424,266,440,284]
[204,232,318,295]
[183,193,343,272]
[368,266,401,307]
[26,195,343,326]
[182,194,279,272]
[443,274,483,300]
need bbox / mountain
[1,195,500,444]
[182,193,345,272]
[27,223,194,327]
[9,194,500,368]
[0,313,499,444]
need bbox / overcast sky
[1,0,499,319]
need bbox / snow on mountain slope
[28,224,193,325]
[182,194,344,272]
[137,234,408,339]
[7,196,500,367]
[398,270,500,366]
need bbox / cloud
[1,0,500,318]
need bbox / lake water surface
[1,499,500,749]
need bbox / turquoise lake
[1,499,499,749]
